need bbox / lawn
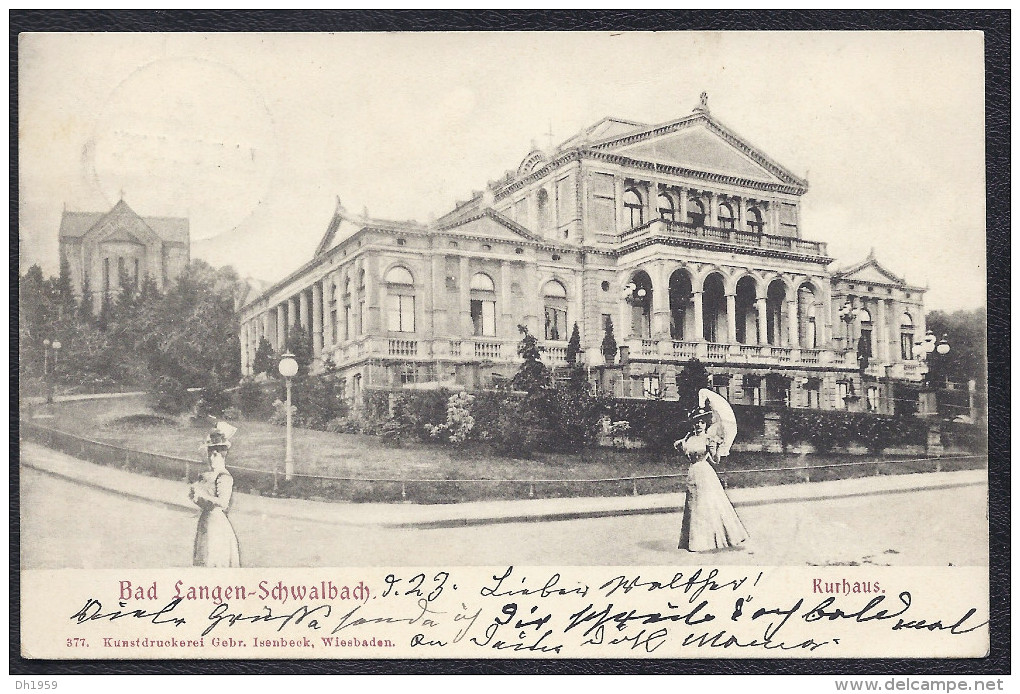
[23,394,987,503]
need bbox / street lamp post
[278,352,299,484]
[43,338,62,404]
[915,331,950,417]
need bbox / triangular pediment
[437,209,541,242]
[594,115,806,188]
[87,200,160,246]
[836,258,905,286]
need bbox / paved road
[19,465,988,569]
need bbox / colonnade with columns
[617,176,784,235]
[239,262,380,376]
[620,262,832,350]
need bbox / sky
[18,31,986,311]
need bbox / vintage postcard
[16,30,992,664]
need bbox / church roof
[59,200,189,244]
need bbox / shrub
[149,375,193,415]
[195,380,232,419]
[235,377,272,419]
[780,409,927,453]
[424,391,476,444]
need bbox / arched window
[470,272,495,292]
[543,280,568,341]
[687,197,706,226]
[658,193,676,222]
[900,312,915,360]
[623,188,644,228]
[747,207,764,233]
[470,272,496,337]
[385,266,415,333]
[718,202,735,230]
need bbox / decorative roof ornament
[693,91,710,114]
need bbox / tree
[601,316,618,364]
[252,337,277,376]
[565,322,581,366]
[512,324,551,393]
[925,308,987,389]
[285,322,315,376]
[676,359,711,411]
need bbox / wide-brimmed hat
[203,428,231,450]
[688,406,713,423]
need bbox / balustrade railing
[388,339,418,356]
[655,219,827,256]
[672,341,698,359]
[706,342,729,360]
[474,341,502,360]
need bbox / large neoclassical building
[238,96,926,413]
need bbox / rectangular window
[352,374,362,401]
[866,386,879,412]
[806,379,821,409]
[544,306,567,341]
[837,381,849,409]
[344,304,351,341]
[133,258,140,287]
[602,313,613,335]
[118,256,125,285]
[556,176,573,226]
[590,172,616,233]
[901,332,914,360]
[643,375,660,399]
[358,300,364,335]
[859,329,873,357]
[330,308,338,342]
[471,299,496,337]
[744,377,762,406]
[387,294,415,333]
[103,258,110,292]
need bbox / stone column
[239,321,249,375]
[365,256,380,335]
[287,297,297,329]
[756,297,768,345]
[692,290,704,341]
[312,281,323,356]
[738,198,748,231]
[459,256,472,336]
[299,290,310,335]
[708,191,718,227]
[323,279,335,348]
[614,175,625,233]
[875,298,887,363]
[277,304,287,350]
[725,294,737,344]
[787,298,799,347]
[646,181,657,223]
[769,200,780,234]
[678,187,689,224]
[652,261,670,338]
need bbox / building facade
[238,98,926,413]
[58,199,190,311]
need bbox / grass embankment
[24,394,986,504]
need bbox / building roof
[832,251,921,289]
[59,200,189,244]
[313,199,427,257]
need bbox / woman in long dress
[190,428,241,567]
[675,407,749,551]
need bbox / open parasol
[698,388,737,457]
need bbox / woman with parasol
[674,389,749,552]
[190,422,241,567]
